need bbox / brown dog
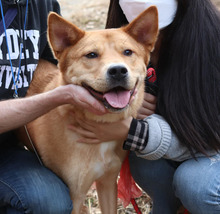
[24,7,158,214]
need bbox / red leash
[131,198,142,214]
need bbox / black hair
[156,0,220,156]
[105,0,128,28]
[106,0,220,156]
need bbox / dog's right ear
[47,12,85,59]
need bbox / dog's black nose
[107,65,128,81]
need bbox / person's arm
[0,84,107,134]
[123,114,217,161]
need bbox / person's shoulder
[31,0,59,7]
[31,0,60,13]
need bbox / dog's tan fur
[24,7,158,214]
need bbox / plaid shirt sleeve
[123,118,148,151]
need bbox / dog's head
[47,7,158,121]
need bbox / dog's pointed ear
[47,12,85,59]
[123,6,159,52]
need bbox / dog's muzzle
[82,65,137,112]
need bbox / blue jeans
[0,146,73,214]
[129,152,220,214]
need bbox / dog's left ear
[47,12,85,59]
[123,6,159,52]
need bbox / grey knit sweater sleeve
[134,114,217,161]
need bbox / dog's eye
[85,52,98,59]
[123,49,133,56]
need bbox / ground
[56,1,220,213]
[58,0,109,30]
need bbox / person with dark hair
[72,0,220,213]
[0,0,106,213]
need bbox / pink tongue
[103,90,131,108]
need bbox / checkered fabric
[123,118,148,151]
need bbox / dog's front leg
[70,192,88,214]
[96,173,118,214]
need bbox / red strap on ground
[118,154,142,212]
[131,198,142,214]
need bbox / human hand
[137,92,157,119]
[0,84,107,134]
[68,115,133,144]
[56,84,108,115]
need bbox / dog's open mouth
[82,83,137,111]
